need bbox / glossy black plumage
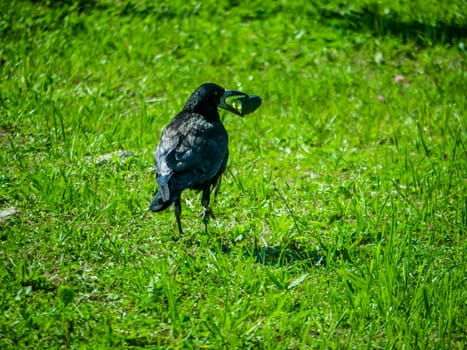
[149,83,247,234]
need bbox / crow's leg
[174,198,183,235]
[201,188,215,233]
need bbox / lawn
[0,0,466,348]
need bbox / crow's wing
[155,113,228,201]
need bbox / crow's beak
[219,90,248,116]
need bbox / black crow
[149,83,248,235]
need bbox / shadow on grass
[320,5,466,45]
[29,1,466,45]
[177,235,327,268]
[244,244,326,267]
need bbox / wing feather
[154,112,228,200]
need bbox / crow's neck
[183,102,220,122]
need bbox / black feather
[150,83,240,235]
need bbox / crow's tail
[149,192,172,212]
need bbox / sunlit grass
[0,0,465,348]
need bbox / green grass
[1,0,466,348]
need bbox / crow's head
[183,83,247,118]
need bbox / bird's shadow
[174,227,332,268]
[241,244,326,268]
[195,237,327,268]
